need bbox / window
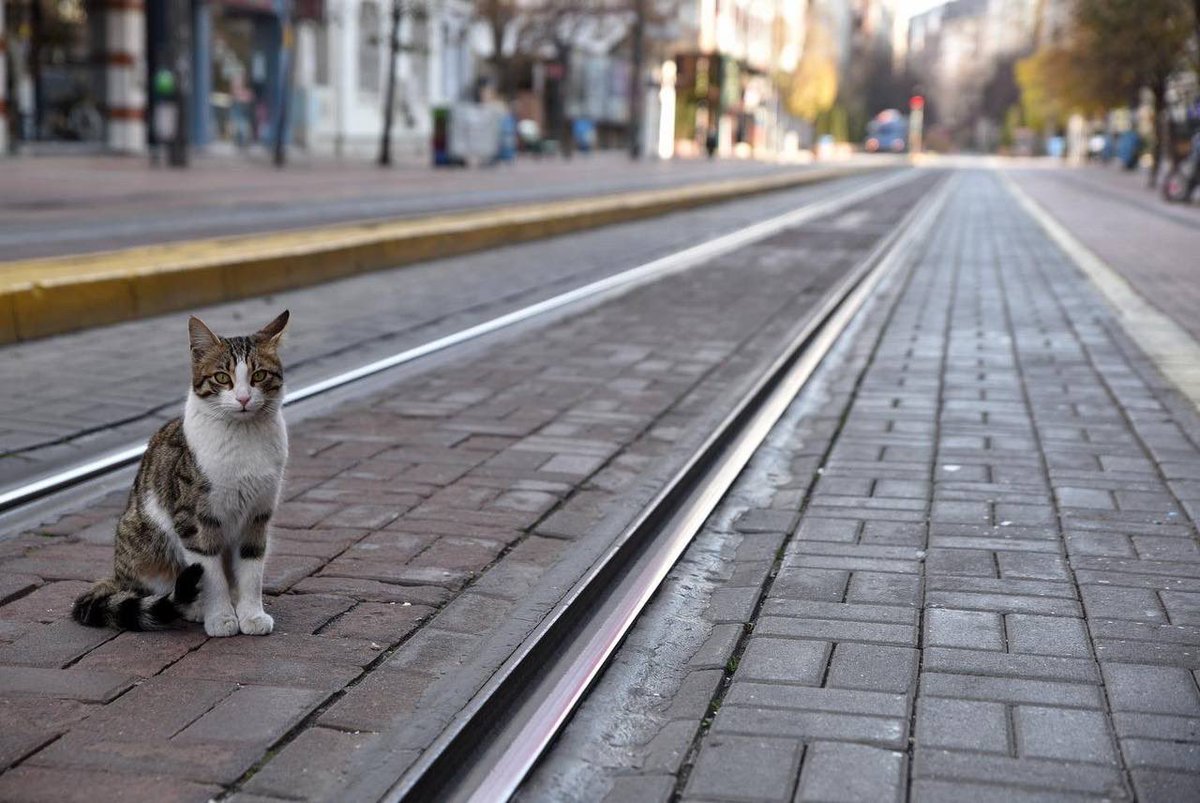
[359,2,381,93]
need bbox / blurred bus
[865,109,908,153]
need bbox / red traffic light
[910,95,925,111]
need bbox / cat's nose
[236,393,251,407]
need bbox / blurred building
[2,0,148,152]
[904,0,1037,148]
[0,0,474,157]
[664,0,805,158]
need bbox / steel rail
[0,169,919,516]
[383,173,955,803]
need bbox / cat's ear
[188,316,220,357]
[257,310,290,346]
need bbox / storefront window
[6,0,106,142]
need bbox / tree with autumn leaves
[1017,0,1197,185]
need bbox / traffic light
[910,95,925,112]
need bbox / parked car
[865,109,907,153]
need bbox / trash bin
[1116,130,1140,170]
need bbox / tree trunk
[1149,79,1166,189]
[627,0,645,159]
[379,0,401,166]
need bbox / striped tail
[71,564,204,631]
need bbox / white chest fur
[184,393,288,532]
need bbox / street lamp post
[628,0,646,159]
[273,0,294,167]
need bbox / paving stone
[26,731,255,784]
[72,677,236,738]
[795,742,905,803]
[922,647,1099,683]
[911,778,1108,803]
[1111,711,1200,742]
[263,592,357,634]
[243,726,382,799]
[753,616,915,646]
[725,684,908,718]
[734,508,798,534]
[770,567,849,601]
[916,697,1009,753]
[1014,706,1118,764]
[913,748,1128,796]
[924,609,1004,651]
[1101,663,1200,715]
[683,734,800,802]
[1005,614,1092,658]
[826,643,917,693]
[711,705,906,748]
[173,685,327,746]
[0,766,222,803]
[688,623,745,671]
[1121,738,1200,772]
[318,601,434,642]
[0,665,133,702]
[1130,768,1200,803]
[0,620,117,668]
[736,637,828,685]
[1080,585,1167,623]
[319,669,435,732]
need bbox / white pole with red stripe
[103,0,147,152]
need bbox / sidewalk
[528,170,1200,801]
[676,171,1200,802]
[1008,164,1200,343]
[0,153,833,261]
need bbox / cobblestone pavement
[522,170,1200,803]
[0,153,865,260]
[0,168,899,486]
[0,172,939,801]
[1009,166,1200,342]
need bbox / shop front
[3,0,108,148]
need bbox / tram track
[0,167,921,534]
[384,173,954,803]
[0,166,948,803]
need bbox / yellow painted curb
[0,165,876,344]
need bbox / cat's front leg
[184,515,239,637]
[234,511,273,635]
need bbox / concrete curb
[0,165,875,345]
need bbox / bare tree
[380,0,427,166]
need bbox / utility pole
[273,0,294,167]
[379,0,402,166]
[628,0,646,159]
[169,0,191,167]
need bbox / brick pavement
[522,170,1200,802]
[0,169,893,485]
[0,176,937,802]
[1009,166,1200,343]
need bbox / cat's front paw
[205,610,240,637]
[238,610,274,636]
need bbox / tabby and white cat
[72,311,291,637]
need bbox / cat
[72,310,290,637]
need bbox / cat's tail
[71,563,204,630]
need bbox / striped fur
[73,311,290,636]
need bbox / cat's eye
[251,369,268,383]
[212,372,231,385]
